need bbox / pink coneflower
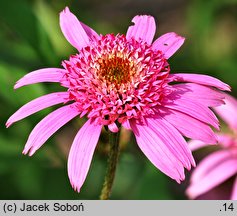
[7,7,230,193]
[186,93,237,200]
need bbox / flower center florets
[97,55,135,88]
[62,34,170,125]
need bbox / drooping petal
[172,83,225,107]
[60,7,98,50]
[152,32,185,59]
[188,140,211,152]
[14,68,65,89]
[108,122,119,133]
[163,96,219,129]
[168,73,231,91]
[68,120,102,192]
[6,92,69,128]
[130,118,187,183]
[231,177,237,200]
[186,150,237,199]
[147,117,195,169]
[23,104,79,156]
[126,15,156,44]
[159,107,217,143]
[214,93,237,132]
[189,133,234,151]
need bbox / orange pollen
[97,56,136,87]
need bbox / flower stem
[99,129,120,200]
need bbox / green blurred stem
[100,129,120,200]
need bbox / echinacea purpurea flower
[7,7,230,193]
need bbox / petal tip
[22,145,32,156]
[185,188,194,199]
[6,121,12,128]
[75,186,81,193]
[61,6,70,15]
[127,15,156,44]
[225,84,231,92]
[28,150,35,157]
[22,149,28,155]
[171,32,185,40]
[70,179,81,193]
[108,123,119,133]
[74,186,81,193]
[14,82,21,89]
[22,147,34,157]
[59,6,91,50]
[152,32,185,58]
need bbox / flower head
[186,93,237,200]
[7,7,230,192]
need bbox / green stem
[99,129,120,200]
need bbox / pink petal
[148,117,195,169]
[164,96,219,129]
[188,134,234,152]
[159,108,217,144]
[60,7,98,50]
[152,32,185,59]
[6,92,69,128]
[169,73,231,91]
[130,118,189,183]
[108,122,119,133]
[231,177,237,200]
[122,120,131,130]
[68,120,102,192]
[172,83,225,107]
[80,22,99,40]
[217,134,236,148]
[14,68,65,89]
[23,104,79,156]
[214,93,237,131]
[126,15,156,44]
[188,140,211,152]
[186,150,237,199]
[190,150,230,183]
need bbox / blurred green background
[0,0,237,199]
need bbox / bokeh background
[0,0,237,199]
